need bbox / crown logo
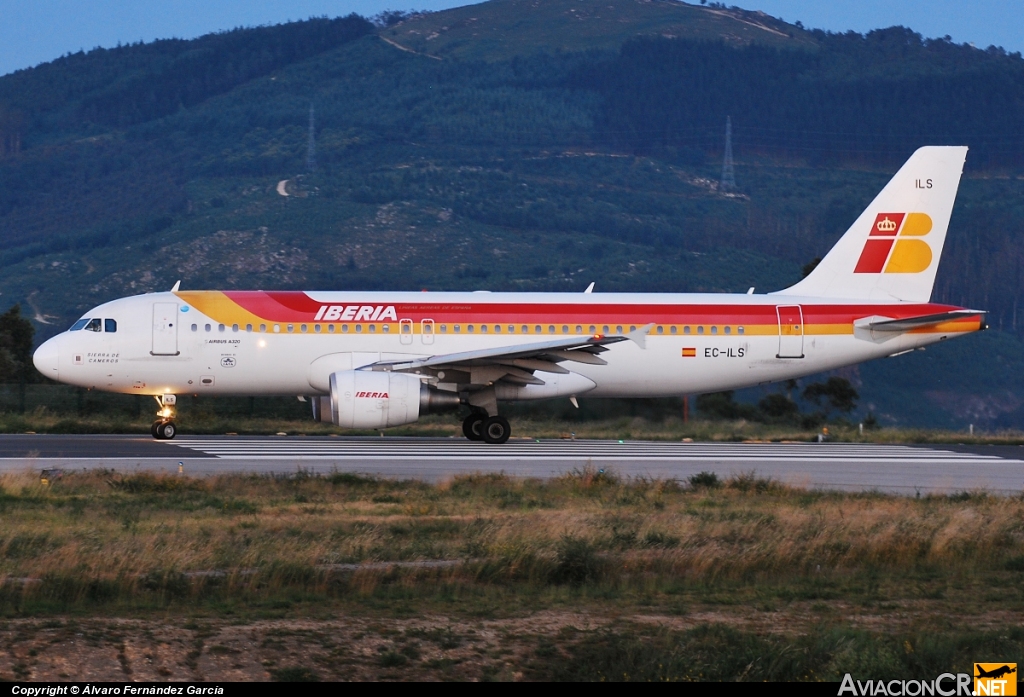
[876,217,898,232]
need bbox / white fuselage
[33,290,981,400]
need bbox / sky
[1,0,1021,77]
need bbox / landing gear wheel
[482,416,511,445]
[463,413,485,441]
[152,420,177,440]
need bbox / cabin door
[776,305,804,359]
[151,303,179,356]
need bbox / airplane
[975,665,1016,680]
[32,146,985,443]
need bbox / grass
[0,467,1021,680]
[2,410,1024,445]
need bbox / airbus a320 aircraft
[33,147,985,442]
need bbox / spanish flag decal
[682,347,697,357]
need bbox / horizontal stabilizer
[858,309,986,332]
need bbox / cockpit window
[104,319,117,333]
[69,319,89,331]
[84,318,102,332]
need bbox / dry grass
[0,467,1021,605]
[1,468,1023,681]
[2,410,1023,444]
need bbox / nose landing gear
[151,395,177,440]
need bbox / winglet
[584,282,595,294]
[171,280,181,292]
[626,323,655,349]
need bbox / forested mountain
[1,0,1023,427]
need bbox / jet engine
[311,370,460,428]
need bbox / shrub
[688,471,720,489]
[550,535,602,586]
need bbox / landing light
[258,339,267,348]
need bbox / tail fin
[775,146,967,302]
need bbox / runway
[0,434,1022,495]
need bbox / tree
[758,393,799,421]
[0,304,34,383]
[696,391,759,420]
[802,377,858,417]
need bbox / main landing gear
[462,411,511,444]
[151,395,177,440]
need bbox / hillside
[0,0,1023,427]
[382,0,816,60]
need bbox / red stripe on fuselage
[211,293,971,326]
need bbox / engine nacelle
[311,370,461,428]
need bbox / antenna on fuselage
[171,280,181,292]
[584,282,595,293]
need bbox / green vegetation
[0,468,1021,680]
[0,0,1022,429]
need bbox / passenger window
[382,324,389,333]
[246,324,252,332]
[616,325,623,334]
[684,326,691,334]
[205,324,212,332]
[259,324,266,332]
[287,324,294,333]
[711,326,718,335]
[656,326,664,334]
[575,325,582,334]
[342,325,349,333]
[69,319,89,331]
[698,326,704,335]
[670,326,677,334]
[369,325,376,333]
[218,324,225,332]
[589,325,596,334]
[355,325,362,333]
[738,326,745,335]
[85,318,102,332]
[602,325,609,334]
[468,325,475,333]
[724,326,731,335]
[328,325,335,333]
[300,324,307,333]
[314,325,321,333]
[191,324,198,332]
[440,324,447,333]
[232,324,239,332]
[480,325,488,333]
[104,319,117,333]
[454,325,460,333]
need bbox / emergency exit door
[151,303,179,356]
[776,305,804,359]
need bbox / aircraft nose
[33,337,59,381]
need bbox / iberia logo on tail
[854,212,933,274]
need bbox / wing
[363,325,650,388]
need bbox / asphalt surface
[0,434,1022,495]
